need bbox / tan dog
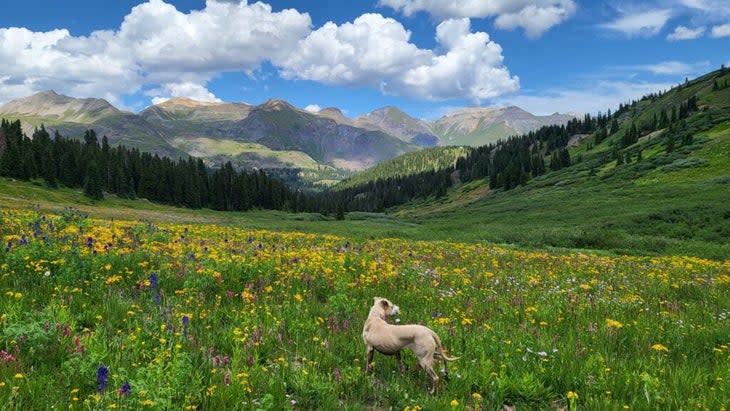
[362,297,458,393]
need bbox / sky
[0,0,728,119]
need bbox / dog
[362,297,459,393]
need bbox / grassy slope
[168,137,322,170]
[434,121,514,147]
[336,146,470,189]
[394,70,730,259]
[0,178,422,240]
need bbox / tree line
[0,120,296,211]
[0,117,580,216]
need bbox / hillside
[336,146,470,189]
[392,67,730,259]
[432,106,577,146]
[353,106,439,147]
[344,105,577,148]
[141,97,420,171]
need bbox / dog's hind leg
[365,346,374,375]
[419,357,439,394]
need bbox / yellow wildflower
[606,319,623,328]
[651,343,669,352]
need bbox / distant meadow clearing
[1,208,729,410]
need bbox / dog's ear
[380,299,389,308]
[373,297,382,303]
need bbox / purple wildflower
[149,273,158,289]
[333,368,342,383]
[86,236,94,248]
[97,365,109,393]
[118,382,131,397]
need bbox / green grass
[0,209,727,410]
[336,146,469,190]
[435,122,514,147]
[169,137,322,170]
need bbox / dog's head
[372,297,400,317]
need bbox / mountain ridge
[0,90,577,181]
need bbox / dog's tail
[431,330,459,361]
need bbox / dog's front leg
[365,346,374,374]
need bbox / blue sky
[0,0,728,119]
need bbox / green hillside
[394,68,730,259]
[336,146,470,189]
[434,121,514,146]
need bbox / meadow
[1,208,729,410]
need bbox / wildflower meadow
[1,208,729,409]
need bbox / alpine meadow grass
[0,208,728,409]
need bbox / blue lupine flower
[149,273,158,289]
[97,365,109,393]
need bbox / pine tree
[609,118,619,135]
[84,160,104,200]
[665,133,676,153]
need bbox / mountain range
[0,90,577,183]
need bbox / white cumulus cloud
[304,104,322,113]
[379,0,576,38]
[0,1,521,106]
[279,15,519,102]
[666,25,705,40]
[148,82,223,105]
[0,0,312,106]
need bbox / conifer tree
[609,118,619,135]
[84,160,104,200]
